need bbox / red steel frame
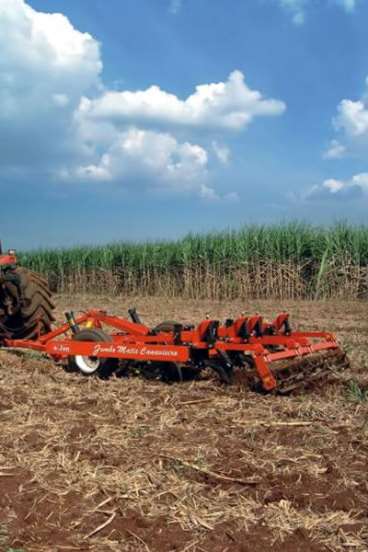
[2,309,341,391]
[0,255,17,266]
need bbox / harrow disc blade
[233,349,349,394]
[272,349,349,394]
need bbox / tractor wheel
[68,328,118,378]
[0,267,55,340]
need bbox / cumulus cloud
[0,0,286,200]
[0,1,102,114]
[212,142,231,164]
[325,77,368,159]
[323,139,346,159]
[335,96,368,138]
[307,173,368,200]
[0,0,102,170]
[79,70,285,131]
[68,128,214,196]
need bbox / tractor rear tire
[0,267,55,340]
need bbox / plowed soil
[0,296,367,552]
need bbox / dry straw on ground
[0,296,367,551]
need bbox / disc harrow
[0,306,349,393]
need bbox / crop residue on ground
[0,296,367,551]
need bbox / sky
[1,0,368,250]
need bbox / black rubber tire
[153,320,181,333]
[0,267,55,340]
[68,328,118,378]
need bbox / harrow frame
[1,308,344,392]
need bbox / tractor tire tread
[0,267,54,340]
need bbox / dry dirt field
[0,295,368,552]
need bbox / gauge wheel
[68,328,117,378]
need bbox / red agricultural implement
[0,243,348,393]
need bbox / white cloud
[0,0,286,201]
[325,77,368,159]
[0,0,102,105]
[351,172,368,190]
[307,173,368,200]
[323,178,345,193]
[323,139,346,159]
[212,141,231,164]
[0,0,102,168]
[66,128,215,198]
[335,97,368,137]
[79,70,286,131]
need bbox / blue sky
[1,0,368,250]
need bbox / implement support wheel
[68,328,117,378]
